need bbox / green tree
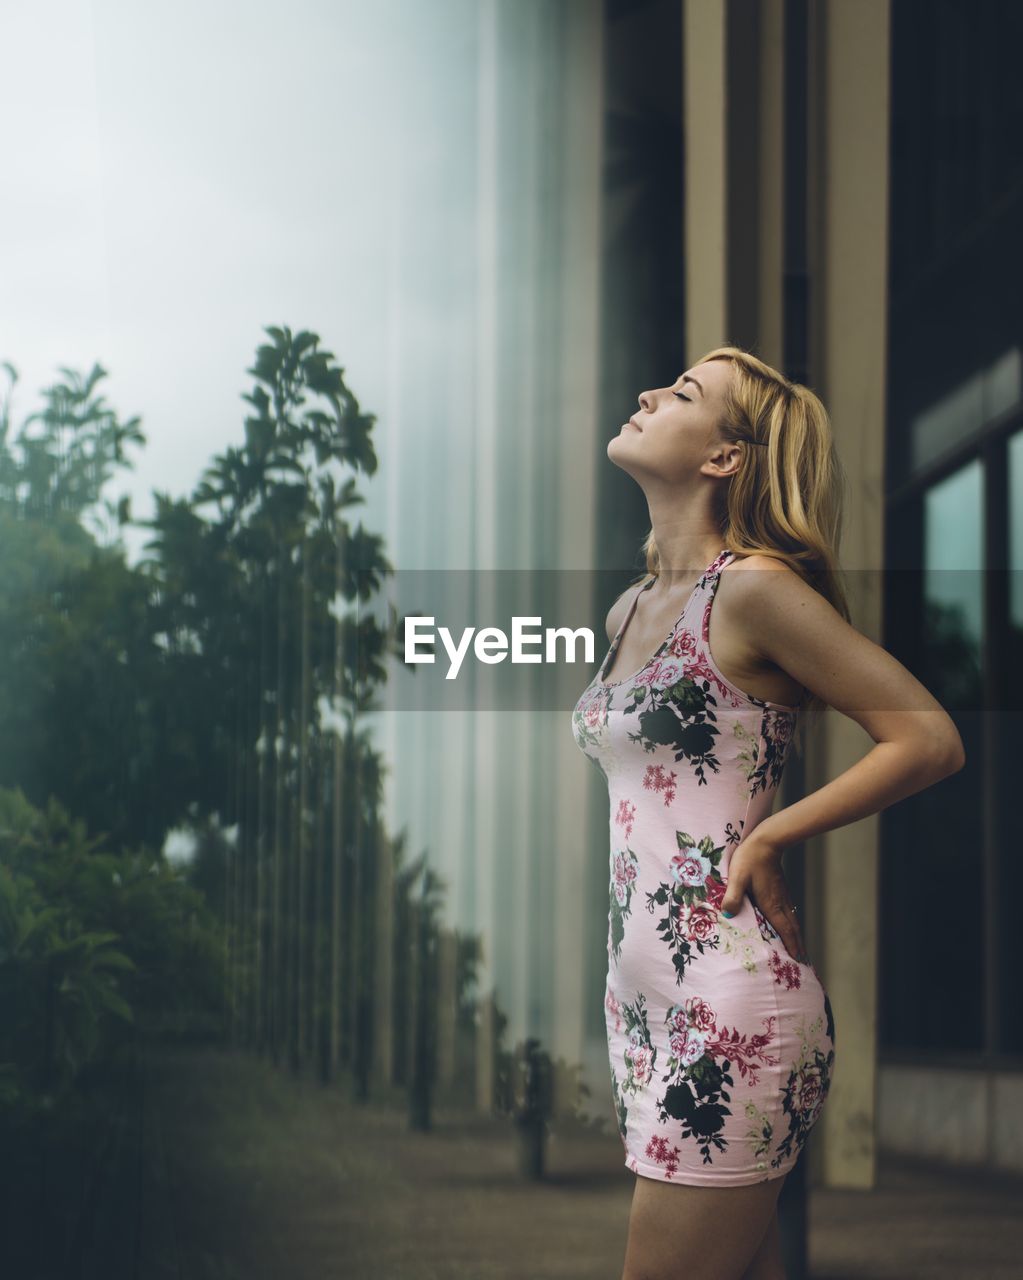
[192,325,392,1083]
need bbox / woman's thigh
[739,1209,785,1280]
[620,1170,788,1280]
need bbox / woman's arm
[718,556,965,958]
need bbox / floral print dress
[570,548,835,1185]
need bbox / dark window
[882,0,1023,1064]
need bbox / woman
[570,346,964,1280]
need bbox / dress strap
[600,577,654,681]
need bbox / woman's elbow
[934,734,966,776]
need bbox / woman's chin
[607,435,640,474]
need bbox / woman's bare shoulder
[724,552,964,764]
[604,575,652,644]
[725,551,797,577]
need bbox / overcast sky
[1,0,478,564]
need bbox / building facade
[373,0,1022,1191]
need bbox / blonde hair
[636,344,851,748]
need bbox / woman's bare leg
[739,1208,786,1280]
[620,1170,788,1280]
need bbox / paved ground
[138,1042,1023,1280]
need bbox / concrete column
[686,0,785,364]
[683,0,890,1190]
[754,0,786,366]
[805,0,891,1191]
[683,0,729,362]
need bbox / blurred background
[1,0,1022,1277]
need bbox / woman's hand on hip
[718,835,810,965]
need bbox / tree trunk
[235,666,248,1045]
[272,536,287,1067]
[330,545,345,1079]
[350,744,363,1093]
[255,565,270,1053]
[297,535,311,1069]
[313,751,328,1082]
[224,708,237,1044]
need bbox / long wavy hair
[635,344,851,749]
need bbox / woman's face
[608,358,736,486]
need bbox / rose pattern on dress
[610,1062,629,1144]
[644,832,728,986]
[769,995,836,1169]
[746,708,794,797]
[571,685,612,786]
[654,996,780,1166]
[608,848,641,962]
[612,666,726,787]
[619,990,658,1096]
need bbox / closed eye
[673,392,691,402]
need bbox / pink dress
[570,548,835,1185]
